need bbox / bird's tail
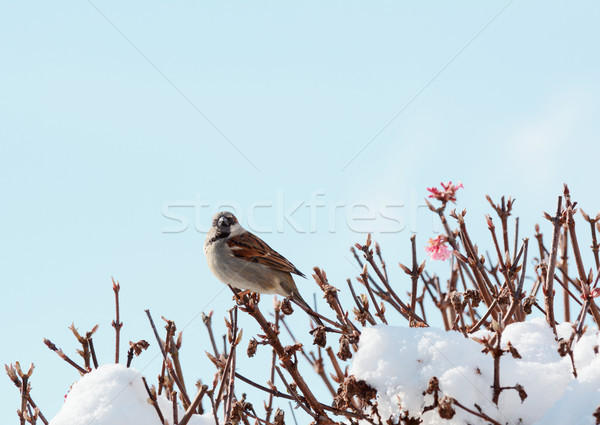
[290,292,325,327]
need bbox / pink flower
[425,235,452,261]
[427,181,464,204]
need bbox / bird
[204,211,323,326]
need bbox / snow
[50,364,215,425]
[536,322,600,425]
[47,319,600,425]
[350,318,600,425]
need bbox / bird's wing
[227,232,306,278]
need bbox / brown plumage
[204,211,322,326]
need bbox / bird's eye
[218,216,230,228]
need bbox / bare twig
[234,292,335,424]
[398,235,426,319]
[222,307,239,423]
[5,364,48,425]
[502,239,529,327]
[88,336,99,369]
[274,366,317,419]
[43,339,87,374]
[142,377,165,424]
[469,299,498,333]
[356,237,426,326]
[543,196,563,335]
[452,399,502,425]
[564,186,600,328]
[111,277,123,364]
[17,363,34,425]
[172,391,178,424]
[580,209,600,269]
[179,385,209,425]
[202,311,220,358]
[265,304,280,422]
[326,346,346,383]
[346,279,376,326]
[560,225,570,322]
[358,265,388,324]
[145,310,192,408]
[162,318,187,398]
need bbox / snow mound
[50,364,215,425]
[351,318,600,425]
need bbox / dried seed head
[129,340,150,356]
[515,383,528,402]
[438,395,455,419]
[449,291,462,311]
[425,376,439,395]
[337,335,352,361]
[246,338,258,358]
[506,341,521,359]
[283,343,303,358]
[523,295,536,314]
[280,298,294,315]
[464,289,481,308]
[498,287,510,307]
[311,326,327,348]
[333,376,377,410]
[557,339,570,357]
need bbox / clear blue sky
[2,1,600,423]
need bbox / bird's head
[212,211,239,237]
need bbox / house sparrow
[204,211,322,325]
